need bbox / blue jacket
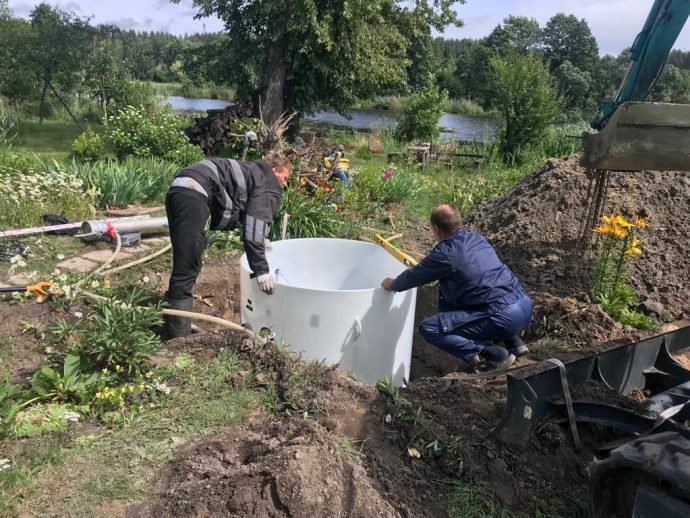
[391,230,525,310]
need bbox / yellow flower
[612,226,629,238]
[95,392,102,399]
[128,386,134,393]
[139,383,145,391]
[407,448,421,459]
[635,217,649,228]
[104,279,111,289]
[115,365,123,373]
[602,215,617,225]
[120,387,127,394]
[145,371,154,378]
[614,215,633,229]
[626,243,643,256]
[102,368,109,375]
[593,225,613,235]
[629,238,642,248]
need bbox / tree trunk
[39,80,49,125]
[259,39,288,124]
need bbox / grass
[2,349,261,516]
[147,81,236,100]
[11,120,102,160]
[354,95,499,117]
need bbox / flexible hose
[79,290,260,340]
[102,244,172,276]
[74,232,123,289]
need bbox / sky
[7,0,690,55]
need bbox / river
[166,96,498,142]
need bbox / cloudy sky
[8,0,690,55]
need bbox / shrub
[164,141,204,166]
[108,105,190,160]
[0,164,96,229]
[0,100,17,160]
[72,128,105,162]
[395,83,448,143]
[351,164,426,205]
[491,52,562,163]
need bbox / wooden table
[406,144,431,166]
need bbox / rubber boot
[503,335,529,358]
[478,345,515,372]
[164,295,193,340]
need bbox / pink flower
[382,170,393,181]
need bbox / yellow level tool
[374,234,418,268]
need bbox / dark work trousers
[165,187,211,301]
[419,291,533,363]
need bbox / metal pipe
[77,217,169,241]
[0,216,153,239]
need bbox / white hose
[75,232,123,289]
[102,244,172,276]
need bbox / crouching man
[164,152,292,338]
[381,204,533,372]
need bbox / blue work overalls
[391,229,533,363]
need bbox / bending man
[164,152,292,338]
[381,205,533,372]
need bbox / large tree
[542,13,598,73]
[28,3,92,123]
[485,15,542,56]
[176,0,462,121]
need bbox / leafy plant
[591,214,653,329]
[49,287,163,376]
[65,157,179,208]
[395,82,448,143]
[30,351,99,404]
[164,141,204,166]
[72,128,105,162]
[269,188,342,240]
[108,105,191,160]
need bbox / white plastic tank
[240,238,417,386]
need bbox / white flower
[407,448,421,459]
[58,274,68,282]
[9,255,22,264]
[17,260,26,268]
[61,411,80,423]
[52,269,61,276]
[73,311,83,319]
[141,276,149,284]
[56,254,65,260]
[0,459,10,471]
[154,381,171,395]
[90,280,100,288]
[384,414,392,424]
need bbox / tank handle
[353,317,362,341]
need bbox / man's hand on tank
[257,274,275,294]
[381,277,395,291]
[265,239,272,250]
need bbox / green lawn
[11,119,102,159]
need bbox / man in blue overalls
[381,204,533,372]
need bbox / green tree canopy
[485,15,542,55]
[542,13,599,73]
[491,52,562,162]
[175,0,462,121]
[29,3,92,122]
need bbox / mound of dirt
[150,419,400,518]
[466,156,690,319]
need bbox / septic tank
[240,238,417,386]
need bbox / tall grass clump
[444,98,488,117]
[64,157,179,208]
[0,101,18,162]
[269,188,343,240]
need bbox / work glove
[256,273,275,294]
[265,238,272,250]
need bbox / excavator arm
[582,0,690,171]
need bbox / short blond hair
[263,151,293,172]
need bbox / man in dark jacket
[381,205,533,372]
[164,152,292,338]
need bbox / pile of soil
[139,331,663,517]
[466,156,690,319]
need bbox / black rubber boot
[478,345,516,372]
[504,335,529,358]
[164,295,193,340]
